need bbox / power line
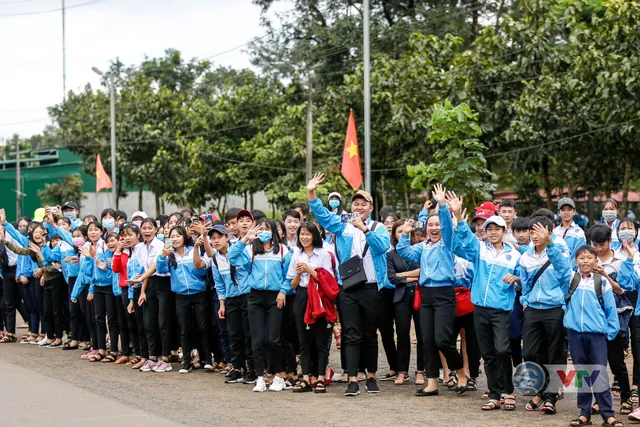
[0,0,105,17]
[0,118,50,127]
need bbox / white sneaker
[38,337,51,347]
[253,376,267,392]
[269,376,285,392]
[204,364,214,372]
[62,333,69,344]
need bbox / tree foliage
[37,175,85,208]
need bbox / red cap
[237,210,254,221]
[473,201,498,221]
[199,213,218,222]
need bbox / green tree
[37,175,85,207]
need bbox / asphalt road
[0,334,619,427]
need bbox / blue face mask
[329,200,341,209]
[102,219,115,230]
[257,231,272,243]
[64,211,77,221]
[156,233,165,242]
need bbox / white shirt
[286,247,334,288]
[138,238,170,277]
[344,222,378,283]
[4,233,19,267]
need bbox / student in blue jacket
[306,173,390,397]
[157,226,213,374]
[447,192,521,412]
[228,218,292,393]
[565,245,622,427]
[518,216,572,415]
[508,217,531,368]
[553,198,587,262]
[601,198,622,251]
[207,224,255,385]
[396,184,470,397]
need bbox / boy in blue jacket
[307,173,390,396]
[518,216,572,415]
[509,216,531,368]
[565,245,621,427]
[447,192,521,411]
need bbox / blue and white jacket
[228,242,292,294]
[70,240,105,301]
[309,198,390,289]
[210,249,250,300]
[564,272,619,340]
[454,256,473,289]
[42,226,81,283]
[88,248,114,295]
[553,222,586,265]
[396,205,456,288]
[518,242,572,310]
[618,255,640,316]
[453,222,521,311]
[156,246,207,295]
[601,218,621,251]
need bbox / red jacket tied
[304,267,339,326]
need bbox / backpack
[566,273,604,309]
[211,251,239,287]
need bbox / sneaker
[629,407,640,422]
[253,376,267,392]
[242,371,257,384]
[179,362,192,374]
[152,360,173,373]
[269,376,285,392]
[365,378,380,393]
[204,364,214,372]
[225,369,244,384]
[38,337,51,347]
[345,381,360,396]
[140,359,158,372]
[61,333,69,345]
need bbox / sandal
[632,389,639,404]
[132,358,147,369]
[603,417,624,427]
[102,352,117,363]
[467,377,477,391]
[621,401,633,415]
[334,332,341,349]
[541,400,557,415]
[592,404,600,415]
[414,371,425,386]
[503,394,516,411]
[0,335,17,343]
[315,380,326,393]
[481,399,501,411]
[569,415,592,426]
[612,381,621,398]
[526,397,543,411]
[90,353,105,362]
[444,372,458,389]
[115,355,130,365]
[395,372,407,385]
[293,379,312,393]
[128,356,140,366]
[284,376,298,390]
[481,390,490,399]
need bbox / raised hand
[244,224,261,241]
[191,222,205,236]
[402,219,414,235]
[423,200,433,212]
[0,208,6,224]
[531,223,552,245]
[432,184,446,206]
[161,246,174,257]
[307,172,326,192]
[623,240,636,260]
[445,191,463,215]
[461,208,469,224]
[28,242,42,255]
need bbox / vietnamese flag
[96,154,112,193]
[341,109,363,190]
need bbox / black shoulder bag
[338,222,378,291]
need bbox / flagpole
[363,0,371,193]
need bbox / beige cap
[351,190,373,204]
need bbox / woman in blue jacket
[228,218,292,393]
[157,226,213,374]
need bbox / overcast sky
[0,0,288,140]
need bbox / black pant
[608,333,631,402]
[93,286,119,352]
[523,306,566,404]
[2,267,19,334]
[394,286,423,373]
[337,283,381,377]
[132,286,149,359]
[226,294,254,373]
[474,305,513,400]
[77,286,98,348]
[630,314,640,387]
[119,291,138,355]
[175,291,211,366]
[43,276,67,340]
[67,277,82,341]
[293,287,333,376]
[379,287,399,373]
[419,286,462,378]
[206,286,224,363]
[281,293,298,373]
[455,312,481,378]
[248,289,284,375]
[144,276,173,358]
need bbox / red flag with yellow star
[341,110,362,189]
[96,154,113,193]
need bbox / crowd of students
[2,178,640,426]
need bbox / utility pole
[15,140,21,218]
[109,73,116,208]
[62,0,66,101]
[305,79,313,182]
[363,0,371,193]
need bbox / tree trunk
[403,181,410,217]
[621,152,632,219]
[155,192,160,217]
[495,0,505,31]
[244,191,248,210]
[472,1,480,41]
[161,198,165,214]
[138,188,143,211]
[381,175,387,208]
[116,177,122,210]
[221,195,227,218]
[250,192,254,211]
[541,156,553,210]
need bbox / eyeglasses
[383,221,394,226]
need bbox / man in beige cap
[306,173,390,397]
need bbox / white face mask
[602,210,617,222]
[619,229,636,243]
